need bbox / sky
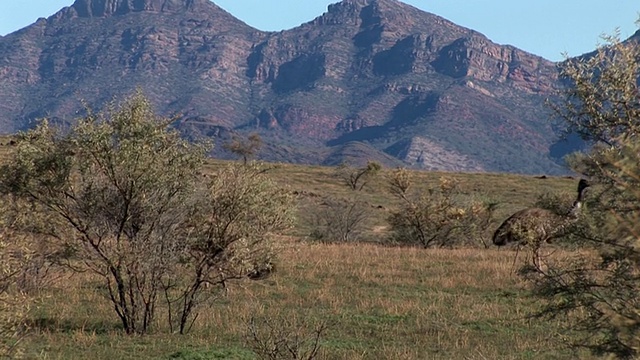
[0,0,637,61]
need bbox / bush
[0,92,295,335]
[245,313,328,360]
[387,171,495,248]
[523,134,640,358]
[308,197,371,243]
[522,32,640,358]
[165,162,295,334]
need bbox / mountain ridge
[70,0,210,17]
[0,0,573,174]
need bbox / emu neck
[568,188,587,217]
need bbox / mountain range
[0,0,592,174]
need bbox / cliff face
[69,0,208,17]
[0,0,568,174]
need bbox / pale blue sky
[0,0,637,61]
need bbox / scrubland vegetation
[0,32,639,360]
[0,127,599,360]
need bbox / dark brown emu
[492,179,590,247]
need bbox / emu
[492,179,590,248]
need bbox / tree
[0,93,294,335]
[522,33,640,358]
[223,133,263,164]
[551,31,640,147]
[335,161,381,191]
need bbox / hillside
[0,0,571,174]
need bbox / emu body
[492,179,590,247]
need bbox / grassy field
[0,138,593,359]
[23,241,594,360]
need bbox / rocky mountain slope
[0,0,570,174]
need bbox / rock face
[0,0,570,174]
[387,137,485,172]
[70,0,206,17]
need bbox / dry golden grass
[255,160,581,242]
[21,238,595,359]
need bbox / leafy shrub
[523,32,640,359]
[308,197,371,243]
[0,92,295,335]
[387,171,496,248]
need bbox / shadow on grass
[26,316,122,335]
[168,347,254,360]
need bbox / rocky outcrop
[386,137,485,172]
[432,35,556,93]
[70,0,209,17]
